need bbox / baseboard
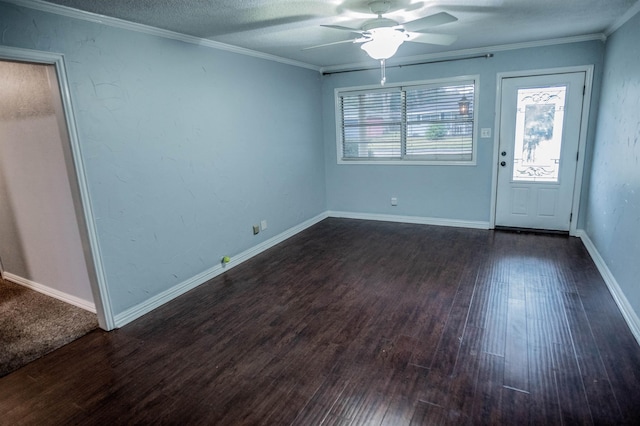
[576,229,640,346]
[3,272,96,313]
[112,211,488,328]
[327,211,491,230]
[113,212,330,328]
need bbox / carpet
[0,277,98,377]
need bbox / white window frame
[335,75,479,166]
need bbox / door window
[512,86,567,182]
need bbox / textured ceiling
[40,0,639,69]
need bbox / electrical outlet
[481,128,492,138]
[261,220,267,230]
[252,225,260,235]
[391,197,398,206]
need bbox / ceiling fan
[305,1,458,84]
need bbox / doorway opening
[0,46,113,330]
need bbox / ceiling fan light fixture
[360,28,405,60]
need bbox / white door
[495,72,586,231]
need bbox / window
[336,77,477,164]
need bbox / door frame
[0,46,115,330]
[490,65,594,236]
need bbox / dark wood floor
[1,218,639,425]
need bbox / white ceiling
[40,0,639,70]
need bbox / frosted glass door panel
[513,86,567,182]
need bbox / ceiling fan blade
[407,32,458,46]
[402,12,458,32]
[302,38,359,51]
[321,24,364,35]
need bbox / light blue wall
[3,0,630,326]
[586,11,640,318]
[0,2,325,316]
[322,42,604,225]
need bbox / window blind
[338,80,476,163]
[405,83,474,161]
[340,89,403,159]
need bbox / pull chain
[380,59,386,86]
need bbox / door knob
[500,161,506,167]
[501,151,507,156]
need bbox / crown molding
[605,0,640,36]
[319,33,606,74]
[3,0,614,76]
[3,0,322,72]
